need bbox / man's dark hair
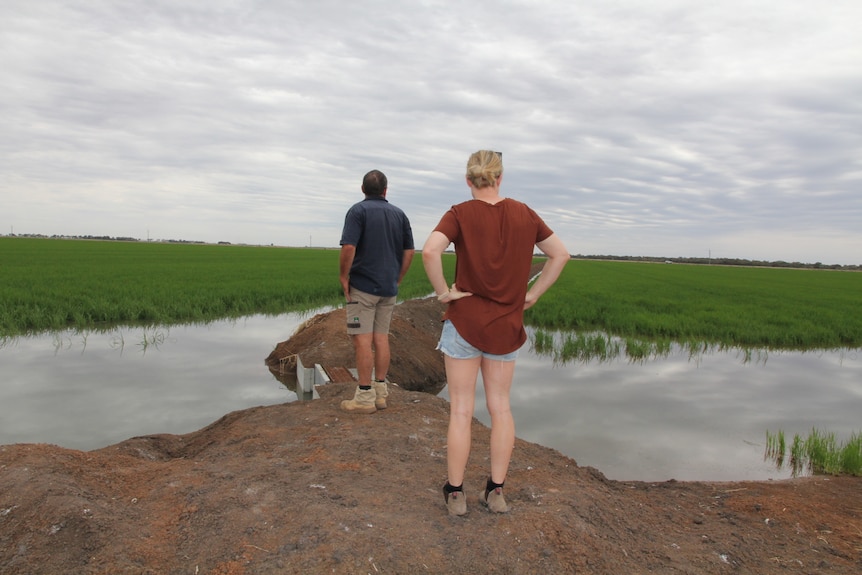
[362,170,388,197]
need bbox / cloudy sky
[2,0,860,264]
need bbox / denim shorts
[436,320,519,361]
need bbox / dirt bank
[2,278,861,573]
[265,296,448,394]
[263,262,550,393]
[1,383,860,574]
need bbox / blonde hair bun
[466,150,503,188]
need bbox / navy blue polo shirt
[340,196,414,297]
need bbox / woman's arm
[422,231,471,303]
[524,233,569,310]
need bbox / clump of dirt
[265,296,447,393]
[1,383,860,574]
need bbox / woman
[422,150,570,516]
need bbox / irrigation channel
[1,310,859,482]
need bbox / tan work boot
[372,380,388,409]
[340,387,377,414]
[480,486,509,513]
[443,483,467,516]
[480,478,510,513]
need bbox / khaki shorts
[346,288,397,335]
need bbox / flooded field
[1,313,859,482]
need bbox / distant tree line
[572,254,860,271]
[4,234,858,270]
[7,233,205,245]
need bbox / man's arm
[398,249,415,285]
[339,244,356,301]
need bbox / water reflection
[510,335,860,482]
[440,332,860,482]
[42,326,174,356]
[530,328,855,367]
[0,315,309,451]
[1,316,859,483]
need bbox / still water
[1,312,859,482]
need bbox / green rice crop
[765,429,786,468]
[527,259,862,351]
[839,432,862,474]
[790,433,805,475]
[532,329,556,355]
[805,428,840,474]
[0,238,446,336]
[3,239,860,353]
[765,428,862,477]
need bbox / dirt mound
[264,262,547,394]
[265,296,447,393]
[3,269,861,573]
[1,384,860,574]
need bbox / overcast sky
[2,1,860,264]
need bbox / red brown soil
[264,296,448,394]
[2,289,861,574]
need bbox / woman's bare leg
[444,354,481,486]
[481,358,516,484]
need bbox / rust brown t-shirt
[433,198,554,355]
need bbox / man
[339,169,415,413]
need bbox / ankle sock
[486,478,505,492]
[443,482,463,494]
[374,379,385,383]
[359,385,372,390]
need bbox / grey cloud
[1,0,860,263]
